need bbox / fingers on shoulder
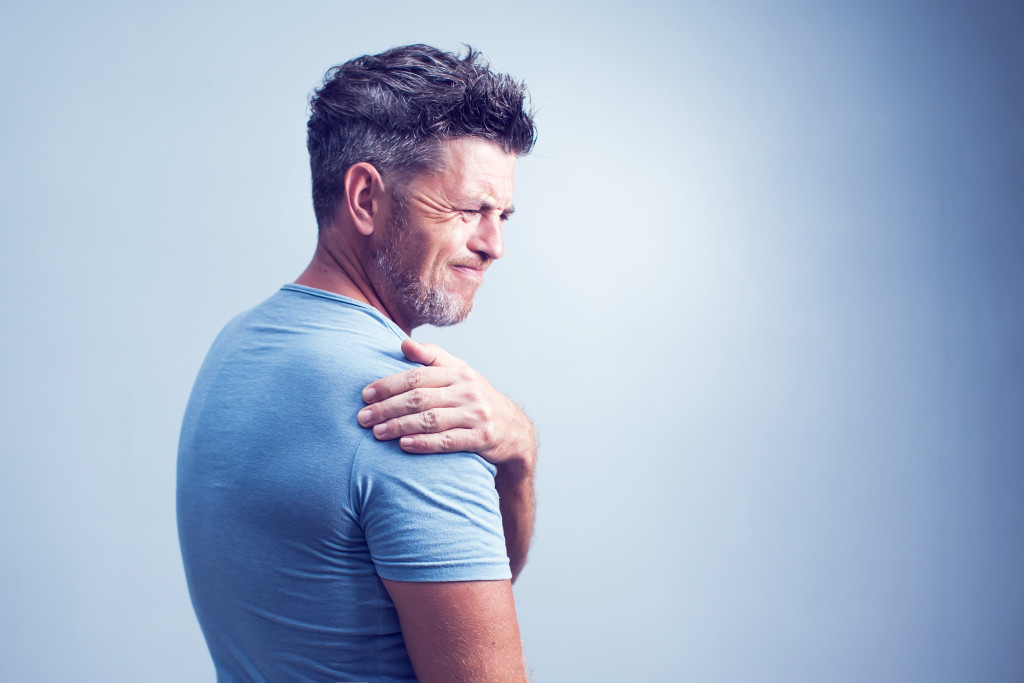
[365,366,450,403]
[400,429,476,454]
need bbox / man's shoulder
[185,286,419,445]
[213,285,415,382]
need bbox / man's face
[369,137,517,330]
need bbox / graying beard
[373,208,471,328]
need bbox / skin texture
[294,138,535,679]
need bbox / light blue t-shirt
[177,285,511,682]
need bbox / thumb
[401,338,464,367]
[401,338,437,366]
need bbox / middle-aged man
[177,45,538,681]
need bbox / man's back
[177,285,510,682]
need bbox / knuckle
[480,425,495,445]
[406,368,422,388]
[459,368,476,383]
[406,389,424,409]
[421,409,438,430]
[440,432,456,451]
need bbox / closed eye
[458,207,513,222]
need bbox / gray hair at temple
[307,44,538,229]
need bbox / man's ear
[344,162,386,236]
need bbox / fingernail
[362,387,376,402]
[373,423,387,437]
[400,437,413,448]
[358,408,371,425]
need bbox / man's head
[307,44,536,230]
[370,136,517,328]
[306,45,536,331]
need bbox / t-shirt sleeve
[351,433,512,582]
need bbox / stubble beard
[371,197,473,329]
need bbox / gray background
[2,0,1022,681]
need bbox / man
[177,45,538,682]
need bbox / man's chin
[423,302,473,328]
[408,289,474,328]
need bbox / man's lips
[449,259,489,282]
[451,263,485,281]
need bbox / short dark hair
[307,44,537,229]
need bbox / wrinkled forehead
[436,137,517,205]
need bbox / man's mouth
[451,263,485,281]
[450,258,490,278]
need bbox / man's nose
[468,212,505,261]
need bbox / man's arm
[382,579,527,682]
[358,339,536,580]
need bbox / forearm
[494,419,536,582]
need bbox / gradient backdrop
[1,1,1021,681]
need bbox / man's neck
[295,242,412,334]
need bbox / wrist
[486,393,537,478]
[495,438,536,487]
[496,455,534,481]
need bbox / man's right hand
[358,339,537,581]
[358,339,536,468]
